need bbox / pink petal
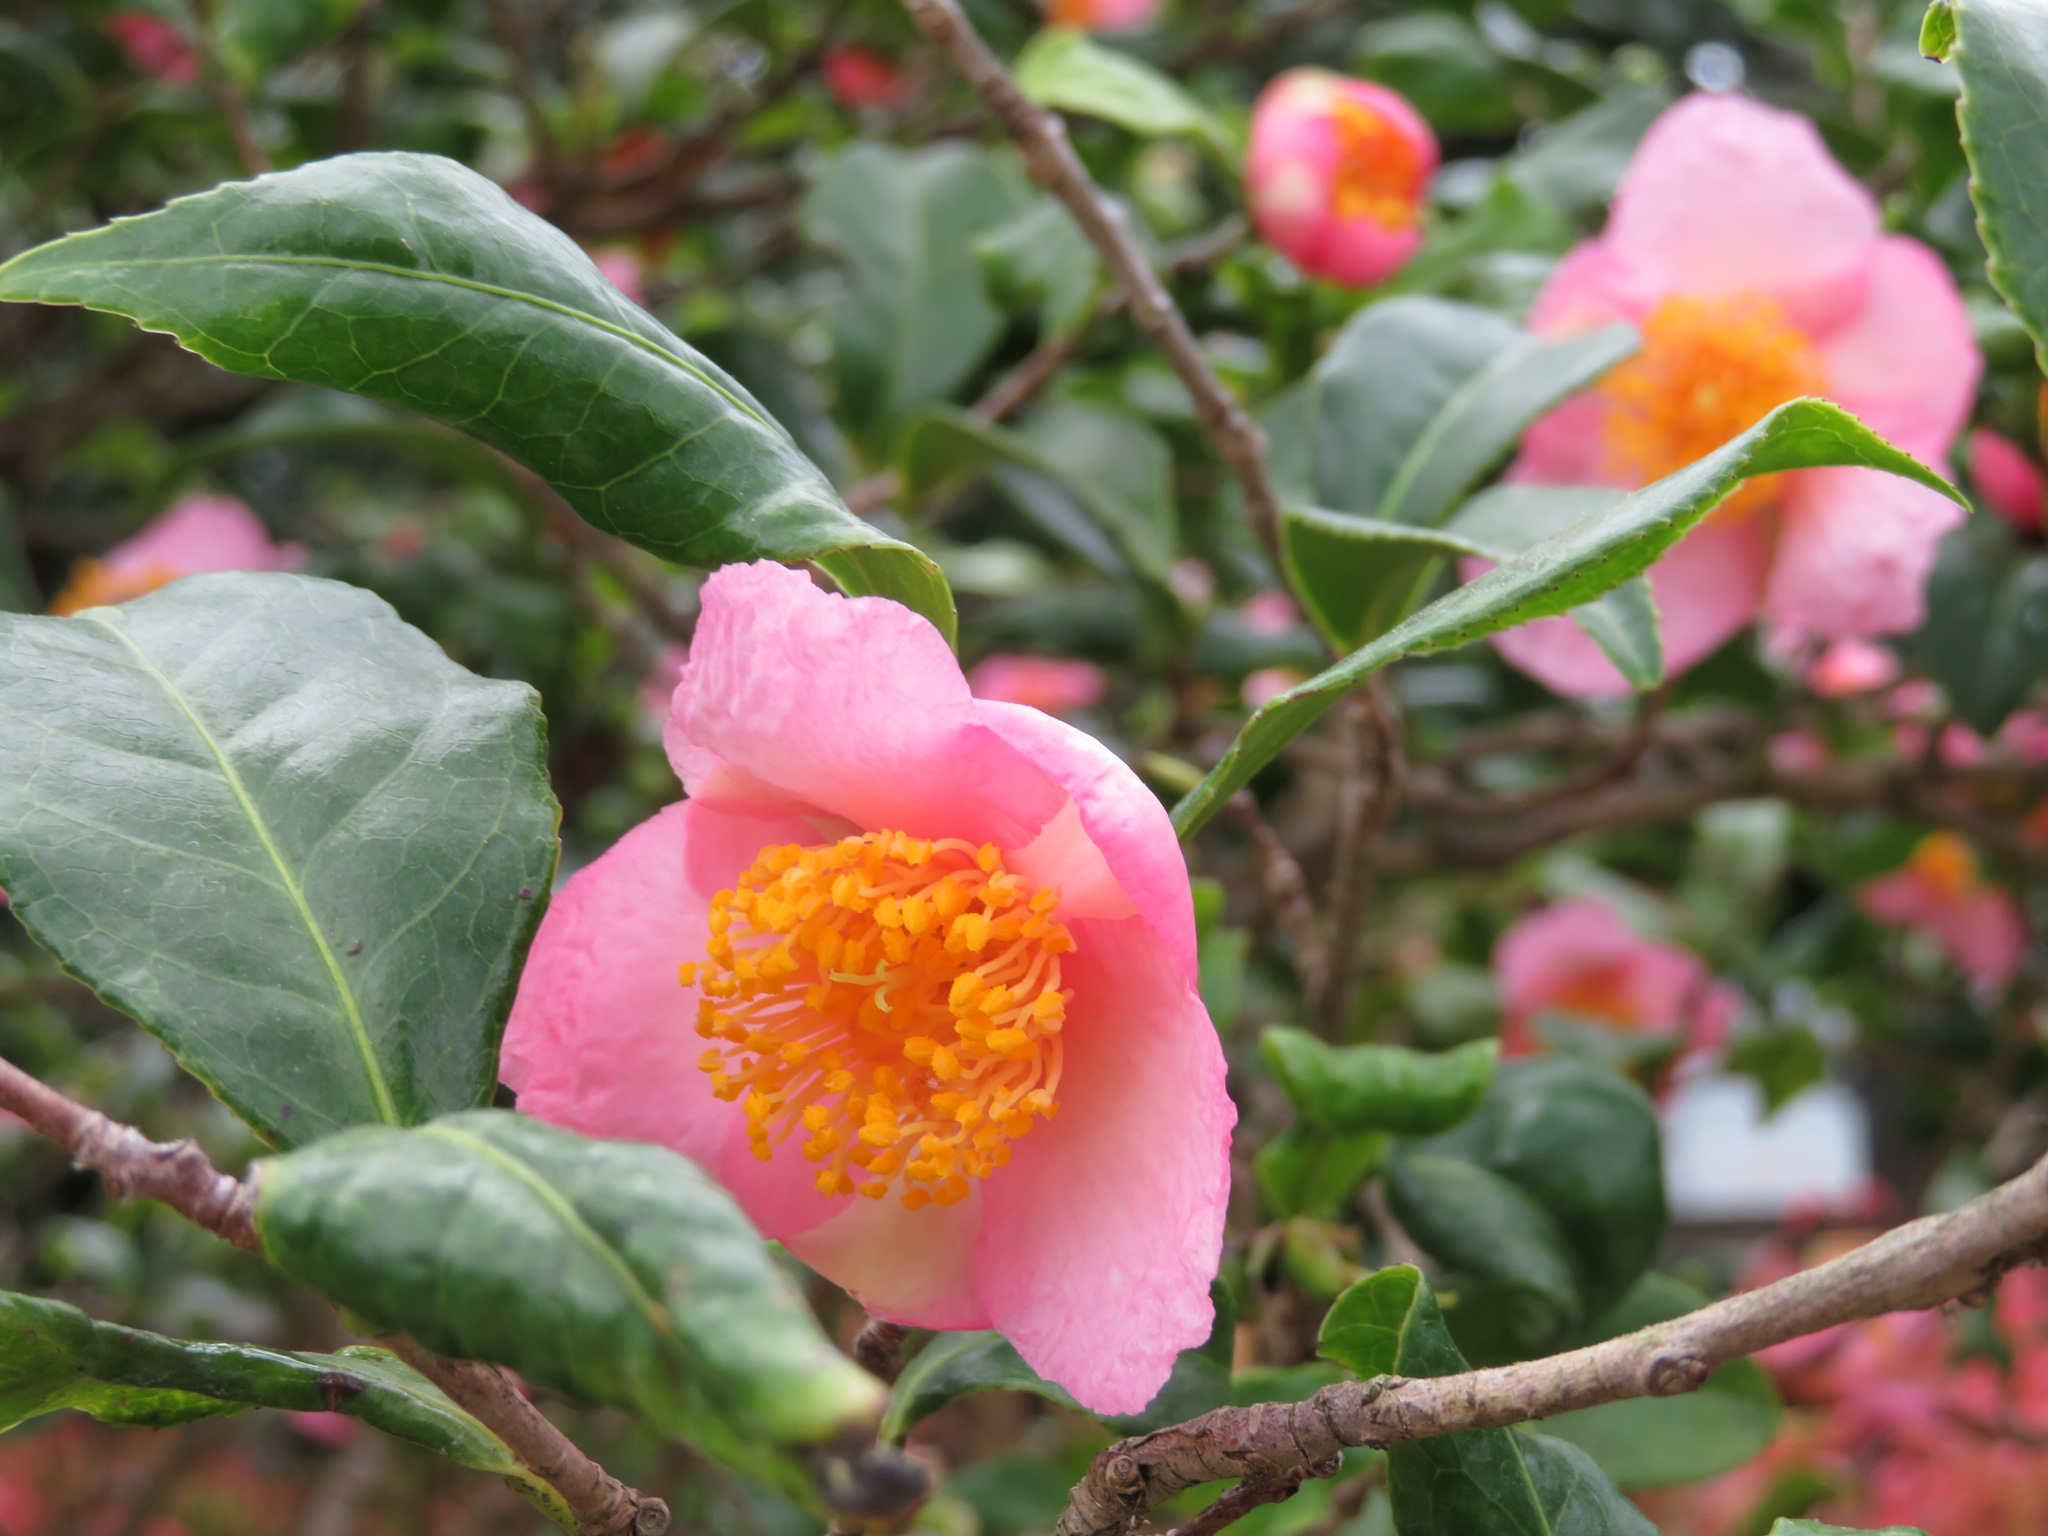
[107,494,302,577]
[1935,888,2028,991]
[977,915,1233,1414]
[1508,392,1624,487]
[1525,240,1642,336]
[1807,638,1901,698]
[975,699,1196,981]
[1970,428,2046,535]
[1480,513,1768,697]
[1495,897,1637,1018]
[1600,93,1880,333]
[1767,467,1966,638]
[1814,238,1980,465]
[782,1188,992,1331]
[502,799,814,1166]
[666,563,1067,848]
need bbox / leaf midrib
[2,251,775,436]
[421,1125,673,1337]
[84,610,402,1127]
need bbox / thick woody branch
[0,1056,669,1536]
[1057,1150,2048,1536]
[896,0,1284,565]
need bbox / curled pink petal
[1971,428,2047,536]
[508,561,1230,1413]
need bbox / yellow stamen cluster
[48,560,180,618]
[686,831,1071,1209]
[1907,831,1982,901]
[1328,94,1427,230]
[1599,294,1824,519]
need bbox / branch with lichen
[1055,1149,2048,1536]
[0,1054,673,1536]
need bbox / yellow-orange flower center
[1549,962,1647,1030]
[1598,294,1824,518]
[1328,95,1426,230]
[1907,831,1980,901]
[48,560,180,618]
[685,831,1071,1210]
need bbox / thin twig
[1056,1149,2048,1536]
[1312,683,1405,1036]
[1226,793,1324,996]
[895,0,1284,566]
[1161,1466,1331,1536]
[0,1055,670,1536]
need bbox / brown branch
[1311,683,1405,1036]
[1226,792,1325,996]
[1161,1465,1332,1536]
[1056,1150,2048,1536]
[0,1055,670,1536]
[895,0,1284,566]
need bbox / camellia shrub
[0,1,2047,1535]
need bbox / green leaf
[1915,518,2048,734]
[1419,1059,1666,1325]
[1172,399,1961,836]
[1538,1275,1780,1488]
[1014,30,1234,157]
[0,152,954,642]
[881,1283,1235,1443]
[1922,0,1958,59]
[1262,1030,1497,1137]
[0,1290,574,1529]
[1254,1122,1387,1221]
[1954,0,2048,365]
[1280,510,1490,652]
[1503,85,1673,219]
[1768,1525,1929,1536]
[0,573,557,1148]
[1318,1267,1656,1536]
[216,0,365,77]
[254,1110,884,1490]
[805,142,1028,458]
[1570,579,1664,690]
[975,199,1104,339]
[1384,1154,1583,1348]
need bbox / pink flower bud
[1806,638,1900,697]
[1246,69,1436,288]
[1969,427,2045,535]
[103,11,199,86]
[822,46,909,109]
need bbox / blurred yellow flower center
[685,831,1070,1209]
[1598,294,1824,518]
[1328,95,1425,229]
[1907,831,1980,900]
[1550,963,1645,1029]
[48,560,179,617]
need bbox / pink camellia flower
[1471,94,1980,698]
[822,46,909,110]
[503,562,1232,1413]
[49,494,304,617]
[1807,638,1901,698]
[1970,427,2045,536]
[1859,831,2027,993]
[103,11,200,86]
[591,249,647,307]
[1246,70,1437,288]
[968,654,1108,717]
[1494,896,1738,1058]
[1044,0,1159,30]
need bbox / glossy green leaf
[0,573,557,1147]
[1280,510,1488,652]
[1769,1523,1927,1536]
[1953,0,2048,365]
[1254,1122,1387,1221]
[1922,0,1958,59]
[1539,1275,1779,1488]
[254,1110,884,1488]
[976,199,1104,340]
[881,1283,1234,1443]
[1916,518,2048,733]
[1419,1059,1666,1324]
[1015,30,1233,156]
[0,1290,573,1528]
[0,152,953,641]
[1172,399,1960,836]
[1262,1030,1497,1137]
[1569,579,1664,690]
[1318,1267,1655,1536]
[806,142,1027,457]
[1385,1154,1583,1348]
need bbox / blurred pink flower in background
[49,494,304,617]
[1806,638,1901,698]
[591,248,646,306]
[1859,831,2026,993]
[1769,728,1831,774]
[103,11,199,85]
[1246,70,1437,288]
[1493,895,1738,1058]
[1241,666,1305,709]
[1238,589,1301,635]
[1474,93,1980,698]
[822,46,909,109]
[1969,426,2045,536]
[1044,0,1159,29]
[968,654,1108,716]
[504,561,1231,1414]
[1891,719,1989,768]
